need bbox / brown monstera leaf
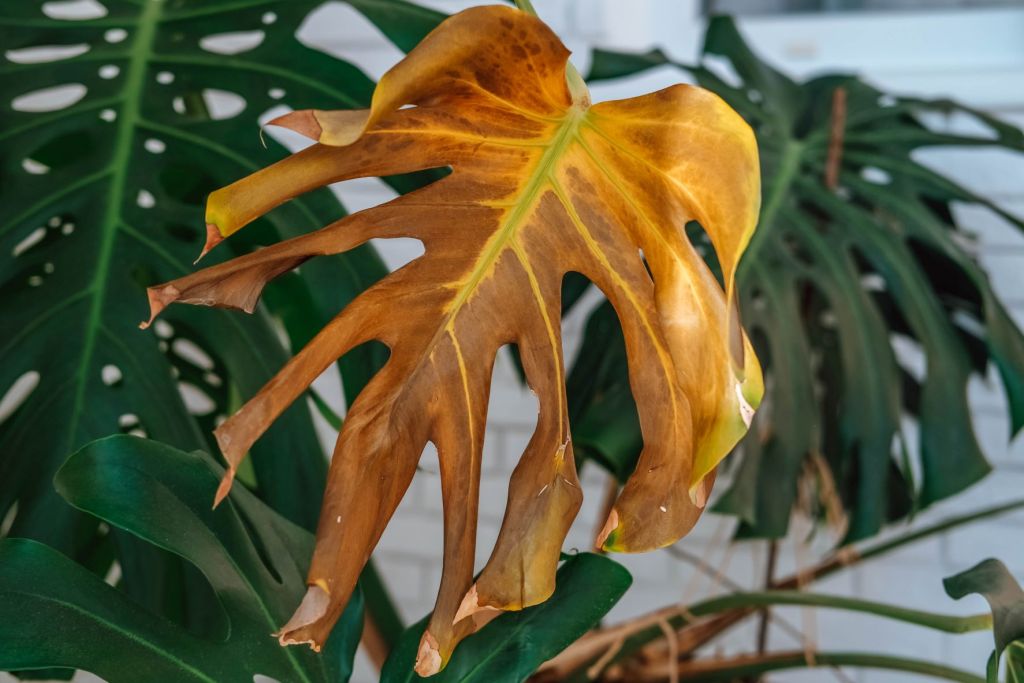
[141,5,763,675]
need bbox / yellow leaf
[141,5,763,674]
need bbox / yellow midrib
[442,109,584,320]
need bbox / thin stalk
[650,651,985,683]
[754,540,778,656]
[548,497,1024,680]
[690,591,991,635]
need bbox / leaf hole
[118,413,139,429]
[860,166,892,185]
[156,71,174,85]
[0,371,41,425]
[12,227,46,257]
[101,364,123,386]
[1,502,17,536]
[202,88,246,120]
[22,158,50,175]
[172,338,214,371]
[104,28,127,43]
[144,138,166,153]
[268,87,285,100]
[153,320,174,339]
[42,0,107,20]
[100,108,116,122]
[261,12,277,25]
[12,83,87,112]
[178,382,216,416]
[136,189,155,208]
[98,64,119,79]
[5,44,89,64]
[199,30,265,55]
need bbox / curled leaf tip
[268,110,323,141]
[212,466,236,508]
[274,584,330,651]
[140,284,179,329]
[414,631,442,677]
[194,223,224,264]
[595,508,620,551]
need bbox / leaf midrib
[64,0,163,456]
[53,5,317,678]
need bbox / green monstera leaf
[0,436,363,682]
[577,16,1024,541]
[0,0,451,620]
[380,552,632,683]
[945,558,1024,683]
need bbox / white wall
[297,2,1024,682]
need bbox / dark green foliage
[0,436,363,682]
[380,553,632,683]
[580,16,1024,541]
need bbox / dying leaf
[142,6,763,673]
[586,16,1024,542]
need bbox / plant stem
[546,497,1024,680]
[660,651,985,683]
[754,540,778,656]
[691,591,991,634]
[512,0,590,106]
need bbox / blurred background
[3,1,1023,682]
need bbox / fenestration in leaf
[141,5,763,675]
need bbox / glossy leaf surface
[144,6,763,673]
[0,0,406,567]
[0,436,362,683]
[380,553,631,683]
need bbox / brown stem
[824,87,848,191]
[751,539,779,681]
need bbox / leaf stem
[668,650,985,683]
[513,0,590,106]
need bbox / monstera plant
[140,4,763,674]
[3,0,1024,682]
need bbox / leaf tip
[274,584,331,652]
[414,630,442,678]
[194,223,224,264]
[212,466,236,508]
[268,110,323,141]
[140,283,180,329]
[595,508,620,552]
